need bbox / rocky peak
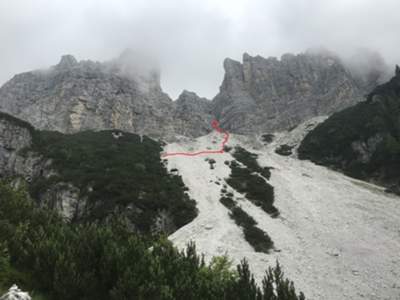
[179,89,198,98]
[0,49,388,139]
[396,65,400,76]
[176,90,210,107]
[221,58,245,92]
[174,90,213,137]
[56,54,78,70]
[0,51,177,139]
[212,50,377,134]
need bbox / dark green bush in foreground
[0,183,304,300]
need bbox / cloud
[0,0,399,99]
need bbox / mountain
[173,90,214,137]
[298,66,400,193]
[212,50,381,134]
[0,51,179,139]
[0,52,166,135]
[0,49,398,300]
[0,50,386,139]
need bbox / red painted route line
[162,120,230,157]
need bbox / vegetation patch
[219,196,236,209]
[275,144,294,156]
[223,145,232,152]
[23,129,197,233]
[298,70,400,190]
[230,206,257,227]
[261,134,275,144]
[0,182,304,300]
[243,225,274,253]
[226,161,279,217]
[219,195,274,253]
[232,146,272,179]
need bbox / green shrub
[226,162,278,217]
[220,196,235,209]
[298,71,400,191]
[229,206,274,253]
[23,130,197,233]
[229,206,257,228]
[0,183,303,300]
[243,226,274,253]
[232,147,272,180]
[261,134,275,144]
[275,145,294,156]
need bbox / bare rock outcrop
[0,49,386,138]
[0,285,31,300]
[212,50,380,134]
[0,51,177,139]
[173,90,214,137]
[0,113,81,220]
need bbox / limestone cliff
[0,50,386,138]
[212,50,381,134]
[173,90,214,137]
[0,52,177,139]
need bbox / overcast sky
[0,0,399,99]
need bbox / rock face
[0,285,31,300]
[0,51,178,139]
[0,50,386,138]
[298,66,400,193]
[0,112,81,220]
[0,113,34,178]
[173,90,214,137]
[213,50,379,134]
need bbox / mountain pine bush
[0,182,304,300]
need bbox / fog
[1,0,399,99]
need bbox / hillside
[0,111,197,234]
[298,66,400,193]
[0,182,305,300]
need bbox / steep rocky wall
[0,113,82,220]
[213,51,379,134]
[0,53,178,139]
[0,50,387,139]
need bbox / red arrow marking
[162,120,230,157]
